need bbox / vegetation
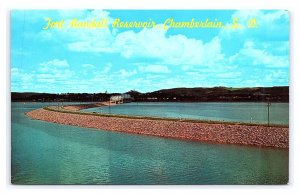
[12,86,288,102]
[129,86,288,102]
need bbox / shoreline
[47,105,288,128]
[25,107,289,149]
[61,101,115,111]
[13,100,289,104]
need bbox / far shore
[25,106,289,149]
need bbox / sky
[11,10,290,93]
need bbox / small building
[110,93,132,104]
[110,95,122,104]
[121,93,132,103]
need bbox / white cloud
[11,68,33,82]
[216,72,241,79]
[11,67,35,91]
[139,65,170,74]
[57,10,288,73]
[220,10,289,41]
[114,26,172,59]
[11,68,19,77]
[229,41,289,68]
[32,59,75,86]
[39,10,226,67]
[116,69,137,77]
[58,10,87,18]
[39,10,115,52]
[67,39,115,53]
[264,70,288,83]
[115,27,224,66]
[232,10,288,24]
[13,10,290,92]
[102,62,113,73]
[40,59,69,73]
[82,64,95,68]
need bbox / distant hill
[130,86,289,102]
[11,86,289,102]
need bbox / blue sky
[11,10,289,93]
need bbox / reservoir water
[11,102,288,184]
[83,102,289,125]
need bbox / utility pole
[109,97,111,114]
[267,100,271,126]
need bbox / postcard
[11,10,289,185]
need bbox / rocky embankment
[26,108,289,148]
[62,101,117,111]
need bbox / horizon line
[11,85,289,94]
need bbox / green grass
[43,106,289,128]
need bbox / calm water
[11,102,288,184]
[84,102,289,125]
